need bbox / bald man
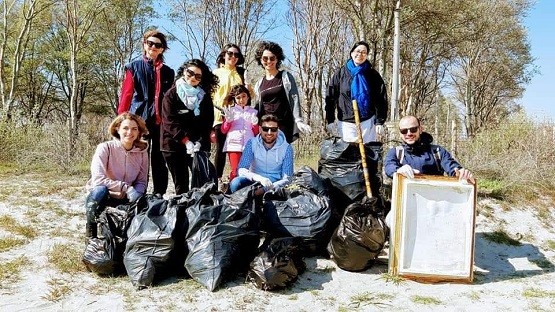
[384,115,474,183]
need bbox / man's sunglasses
[261,126,278,133]
[186,69,202,81]
[399,126,419,135]
[145,40,163,49]
[226,51,240,58]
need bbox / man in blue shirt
[229,114,294,195]
[384,115,474,183]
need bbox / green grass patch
[0,256,30,288]
[482,230,521,246]
[47,243,87,273]
[477,178,506,199]
[411,295,442,305]
[522,288,555,298]
[380,272,406,285]
[546,240,555,250]
[0,215,37,239]
[349,292,393,308]
[0,237,27,252]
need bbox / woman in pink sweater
[84,112,149,239]
[221,84,259,181]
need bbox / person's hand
[252,174,273,189]
[455,168,475,184]
[223,107,235,121]
[375,124,384,141]
[326,122,338,137]
[126,186,141,202]
[185,141,195,155]
[248,114,258,125]
[109,190,126,199]
[193,141,201,152]
[397,164,420,179]
[296,121,312,134]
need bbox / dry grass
[482,229,522,246]
[47,243,87,274]
[0,237,27,252]
[0,256,30,288]
[0,215,37,239]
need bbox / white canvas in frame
[388,173,477,283]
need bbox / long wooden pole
[352,99,373,198]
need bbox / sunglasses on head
[145,40,163,49]
[185,69,202,81]
[261,126,278,133]
[226,51,240,58]
[399,126,419,135]
[261,55,277,62]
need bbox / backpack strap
[395,146,404,165]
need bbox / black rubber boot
[85,222,97,239]
[85,199,100,239]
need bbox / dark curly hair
[254,41,285,69]
[216,43,245,66]
[176,59,219,95]
[227,84,252,106]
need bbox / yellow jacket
[212,65,244,126]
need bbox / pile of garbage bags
[82,138,388,291]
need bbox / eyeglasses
[399,126,419,134]
[226,51,240,58]
[185,69,202,81]
[261,55,277,62]
[145,40,163,49]
[261,126,278,133]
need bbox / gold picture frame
[388,173,477,283]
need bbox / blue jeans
[229,177,256,193]
[85,185,128,223]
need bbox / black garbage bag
[247,237,306,290]
[191,151,218,189]
[82,205,135,275]
[262,166,333,256]
[327,196,387,272]
[184,185,260,291]
[123,195,176,288]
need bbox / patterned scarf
[176,77,205,116]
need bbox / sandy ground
[0,173,554,311]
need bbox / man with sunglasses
[228,114,294,196]
[384,115,474,183]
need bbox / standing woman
[161,59,218,195]
[85,113,149,239]
[212,44,247,186]
[324,40,388,143]
[118,29,175,197]
[253,41,311,143]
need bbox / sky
[157,1,554,121]
[521,1,555,121]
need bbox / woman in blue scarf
[160,59,219,194]
[324,41,388,143]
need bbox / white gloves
[252,174,274,190]
[248,114,258,125]
[185,141,195,155]
[126,186,142,202]
[193,141,201,152]
[223,107,235,121]
[326,122,338,137]
[296,120,312,134]
[397,164,420,179]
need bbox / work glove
[252,174,273,190]
[193,141,201,152]
[397,164,420,179]
[326,122,338,137]
[296,120,312,134]
[375,124,384,140]
[126,186,142,202]
[223,107,235,121]
[185,141,195,155]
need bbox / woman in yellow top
[212,43,247,187]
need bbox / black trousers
[146,123,169,195]
[162,150,192,195]
[213,124,227,178]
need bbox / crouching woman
[84,112,149,239]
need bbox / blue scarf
[176,78,205,116]
[346,59,370,119]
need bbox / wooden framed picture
[388,173,477,283]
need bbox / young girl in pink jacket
[221,84,259,181]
